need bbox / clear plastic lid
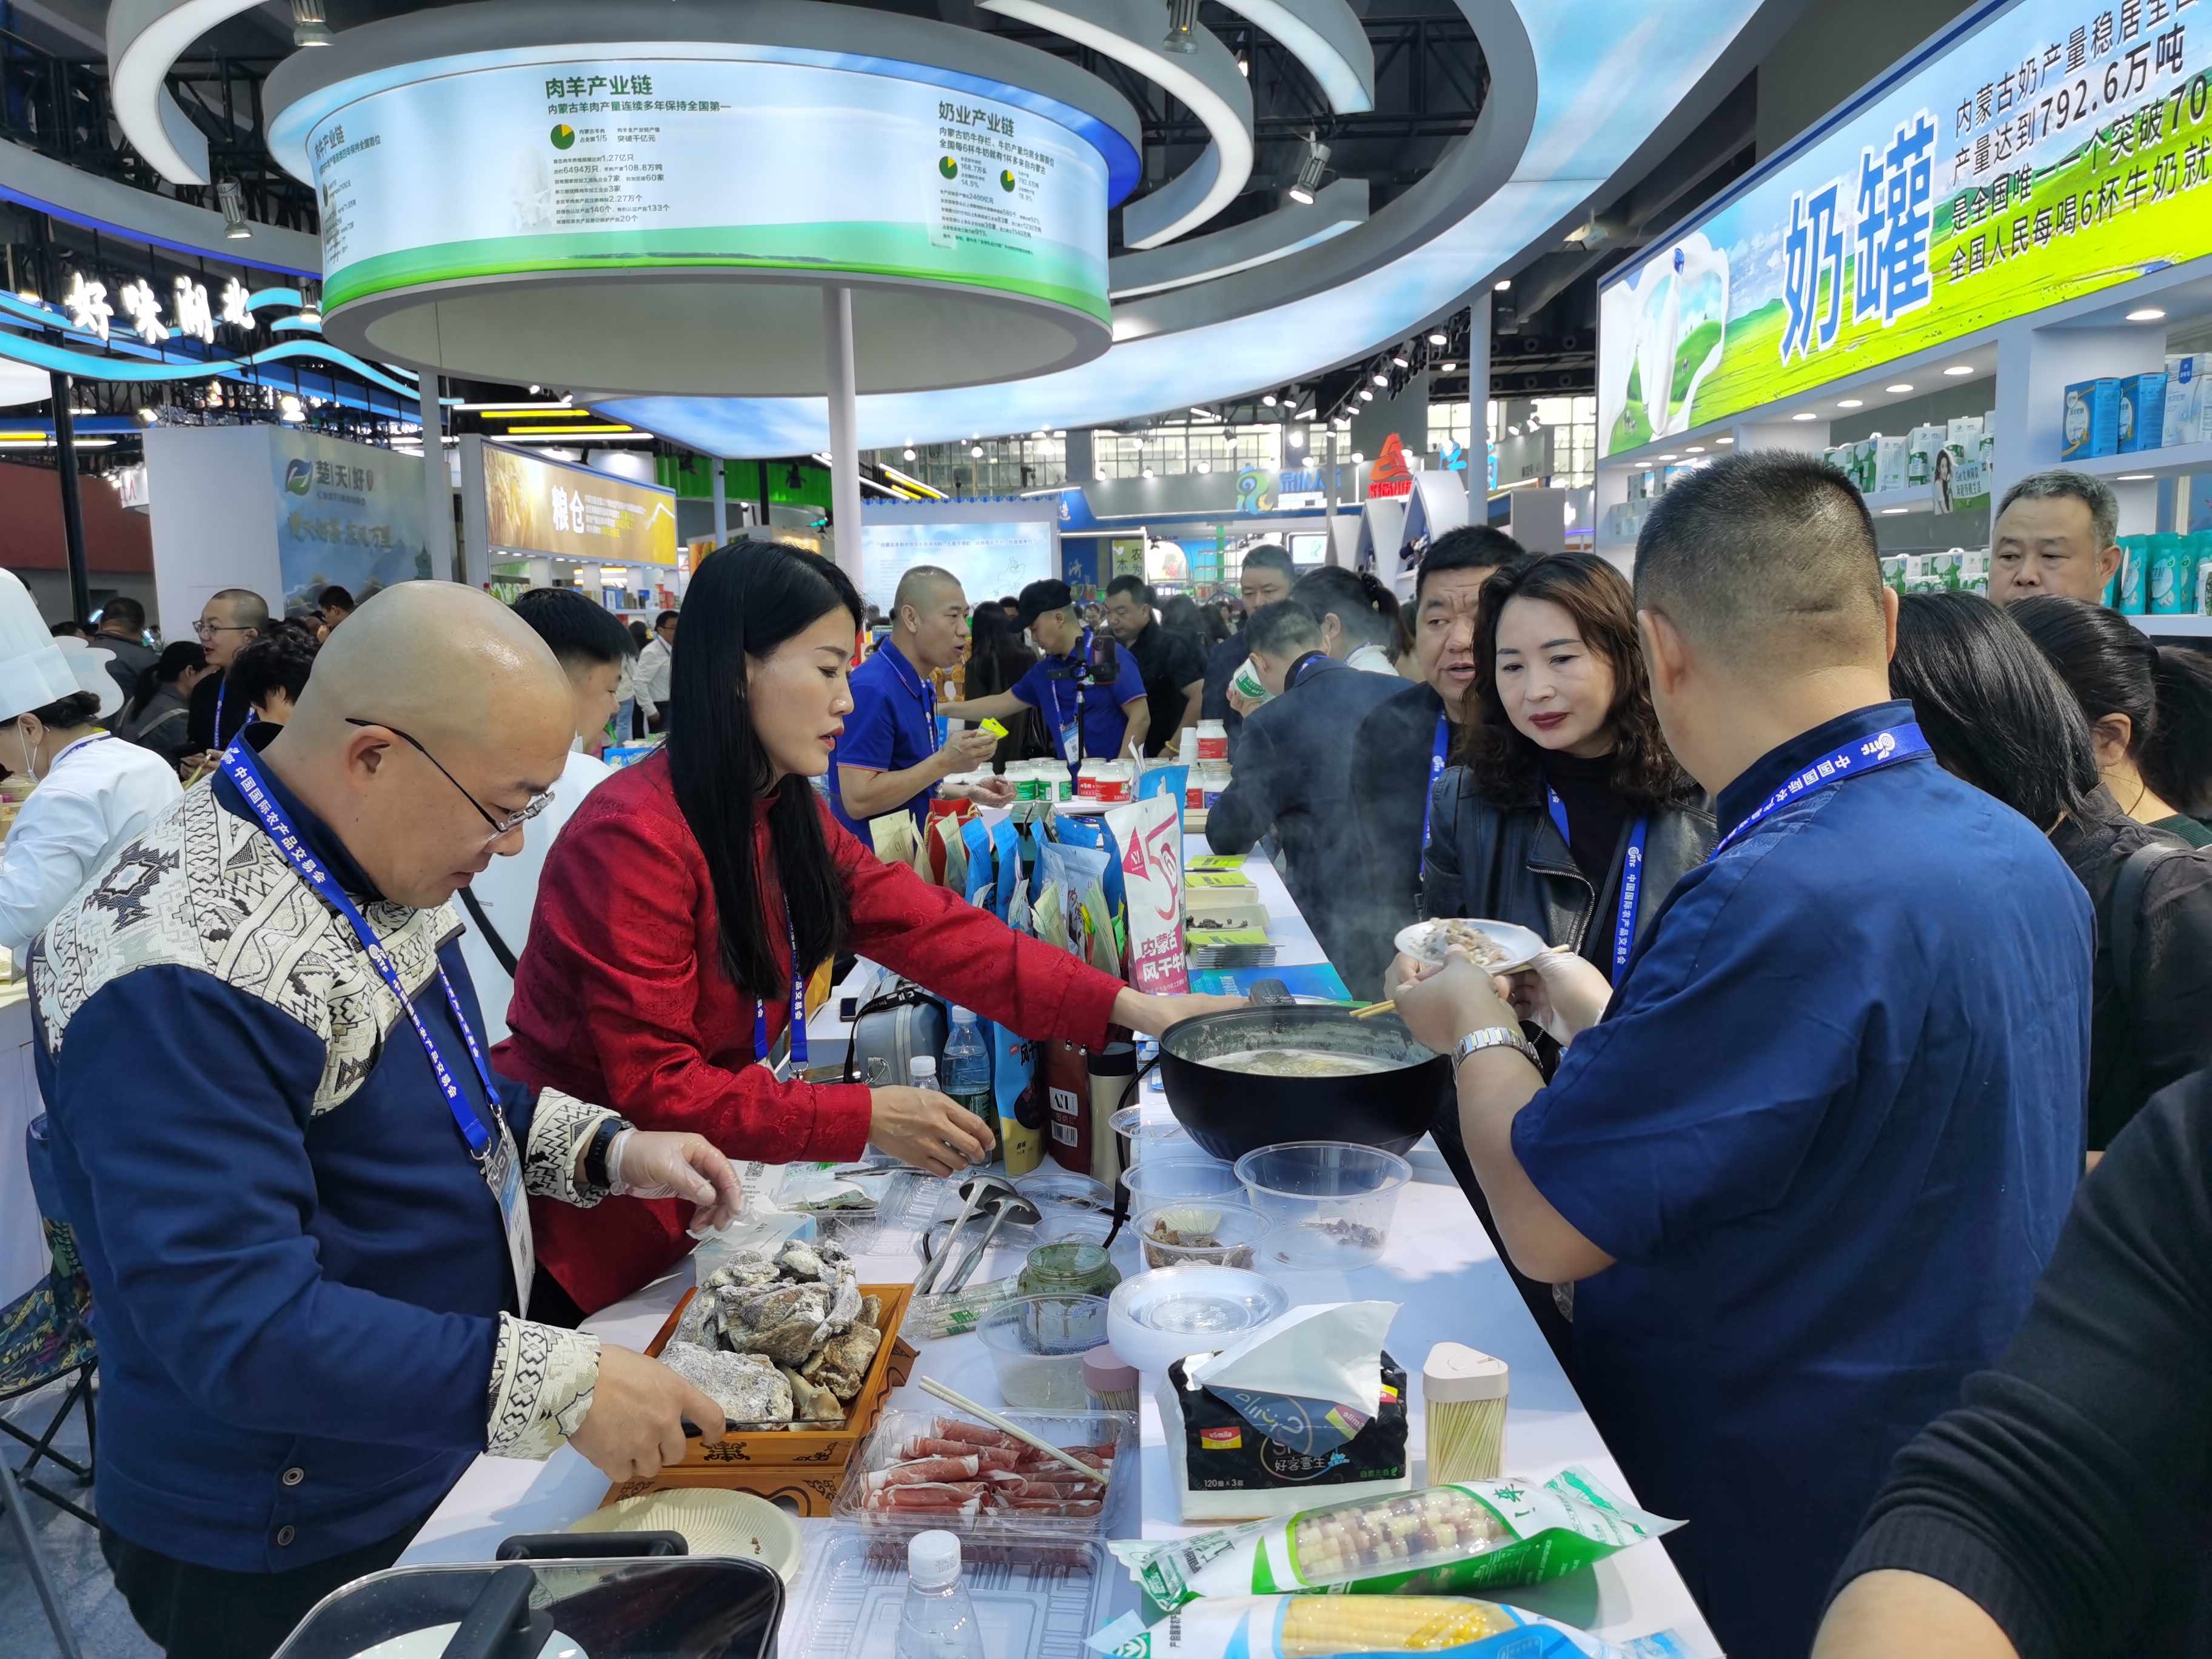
[908,1529,962,1587]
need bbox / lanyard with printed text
[1707,722,1932,862]
[752,905,809,1080]
[1547,788,1651,981]
[1419,712,1451,853]
[221,739,532,1302]
[1053,631,1092,762]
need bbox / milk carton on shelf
[2062,379,2121,460]
[2165,356,2208,448]
[1907,426,1945,488]
[1874,434,1909,494]
[2119,373,2168,452]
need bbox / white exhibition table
[401,832,1721,1657]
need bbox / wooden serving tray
[600,1281,917,1517]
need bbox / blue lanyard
[221,739,503,1160]
[1545,786,1651,980]
[752,907,811,1070]
[215,679,227,748]
[1287,652,1330,690]
[887,642,936,728]
[1708,722,1932,862]
[1419,712,1451,851]
[1051,631,1094,759]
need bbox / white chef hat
[0,568,121,723]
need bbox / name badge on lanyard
[221,740,535,1310]
[1547,788,1649,982]
[752,907,811,1082]
[1055,632,1090,764]
[1706,723,1932,862]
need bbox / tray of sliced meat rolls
[830,1407,1137,1539]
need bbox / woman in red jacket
[497,541,1239,1318]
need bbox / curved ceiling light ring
[1208,0,1372,113]
[979,0,1252,247]
[109,0,274,184]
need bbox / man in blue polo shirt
[941,578,1148,774]
[833,565,1014,837]
[1387,451,2089,1659]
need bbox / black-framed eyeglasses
[193,620,256,639]
[345,719,554,837]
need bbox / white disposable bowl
[1105,1264,1290,1374]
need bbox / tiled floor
[2,1376,158,1659]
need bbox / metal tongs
[912,1173,1018,1296]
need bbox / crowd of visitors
[10,451,2212,1659]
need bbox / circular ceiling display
[264,0,1142,397]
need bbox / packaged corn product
[1087,1595,1694,1659]
[1110,1469,1677,1615]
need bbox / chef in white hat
[0,570,181,959]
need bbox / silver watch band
[1454,1025,1541,1074]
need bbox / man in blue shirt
[1388,451,2089,1659]
[942,578,1148,773]
[34,585,744,1659]
[832,565,1014,837]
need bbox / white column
[1323,428,1342,565]
[823,286,865,584]
[418,373,461,583]
[1464,291,1492,492]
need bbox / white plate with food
[1393,918,1549,973]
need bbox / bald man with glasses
[184,586,271,762]
[30,583,745,1659]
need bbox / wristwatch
[1453,1026,1542,1076]
[583,1115,632,1191]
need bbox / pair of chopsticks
[1350,999,1396,1021]
[916,1376,1110,1486]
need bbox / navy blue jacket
[1205,654,1405,984]
[1513,702,2091,1659]
[31,756,595,1573]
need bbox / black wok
[1156,1002,1449,1162]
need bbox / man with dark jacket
[1339,526,1523,996]
[1206,602,1403,980]
[93,595,160,708]
[1104,574,1205,755]
[1199,544,1296,751]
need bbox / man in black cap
[941,578,1150,773]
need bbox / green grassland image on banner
[1600,0,2212,455]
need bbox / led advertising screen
[1599,0,2210,454]
[859,511,1055,611]
[300,56,1111,324]
[477,441,679,565]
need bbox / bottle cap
[1083,1346,1138,1393]
[950,1006,976,1024]
[908,1528,962,1587]
[910,1056,938,1084]
[1423,1342,1509,1403]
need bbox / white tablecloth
[401,837,1720,1655]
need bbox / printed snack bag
[1111,1470,1677,1615]
[993,819,1022,918]
[1089,1595,1696,1659]
[963,819,997,913]
[989,1015,1044,1176]
[1108,795,1190,994]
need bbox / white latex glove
[606,1128,745,1236]
[1503,949,1614,1046]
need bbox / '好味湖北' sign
[1600,0,2208,455]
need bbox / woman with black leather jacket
[1415,553,1711,1366]
[1422,553,1714,980]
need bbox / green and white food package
[1088,1595,1693,1659]
[1110,1468,1678,1615]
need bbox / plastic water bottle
[896,1530,985,1659]
[941,1008,999,1155]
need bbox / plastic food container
[1105,1265,1291,1373]
[1233,1141,1412,1269]
[977,1293,1110,1409]
[1121,1155,1245,1206]
[1132,1201,1267,1270]
[1108,1105,1194,1163]
[1196,720,1228,760]
[830,1407,1136,1538]
[780,1527,1110,1659]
